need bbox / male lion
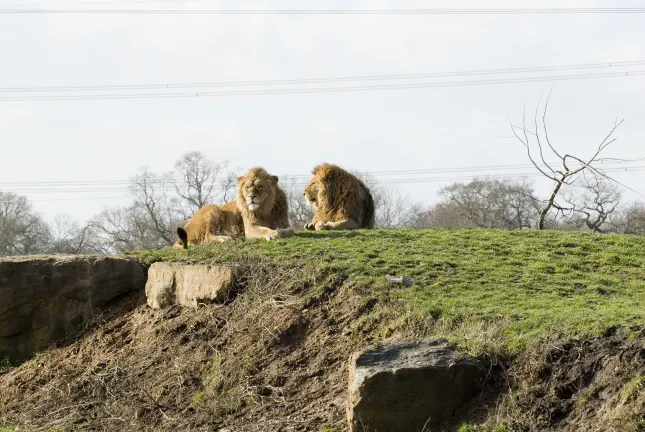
[175,167,294,248]
[303,163,375,231]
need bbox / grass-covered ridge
[132,228,645,353]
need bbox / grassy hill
[135,228,645,355]
[2,228,645,431]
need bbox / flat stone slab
[347,338,486,432]
[145,262,236,309]
[0,255,145,360]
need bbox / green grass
[189,392,205,408]
[620,375,645,401]
[131,228,645,353]
[318,423,339,432]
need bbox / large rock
[145,262,235,309]
[347,338,486,432]
[0,255,145,360]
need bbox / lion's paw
[314,221,330,231]
[265,228,295,240]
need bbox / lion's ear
[270,175,279,184]
[237,176,245,185]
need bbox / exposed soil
[497,329,645,432]
[0,267,370,432]
[1,266,644,431]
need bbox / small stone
[385,274,415,287]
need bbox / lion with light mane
[303,163,375,231]
[174,167,294,248]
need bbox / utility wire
[3,158,644,188]
[3,8,645,15]
[1,70,644,101]
[3,166,645,202]
[12,0,209,5]
[2,60,644,93]
[15,0,211,5]
[0,196,129,203]
[4,166,645,194]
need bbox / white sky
[1,0,644,222]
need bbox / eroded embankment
[0,257,644,432]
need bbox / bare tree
[219,164,238,203]
[511,96,623,230]
[357,174,423,228]
[85,170,180,252]
[564,172,621,233]
[415,202,477,228]
[167,152,238,215]
[608,201,645,235]
[437,178,540,229]
[45,213,92,254]
[0,192,50,256]
[131,168,180,245]
[282,176,315,229]
[372,186,422,228]
[89,204,173,253]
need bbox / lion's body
[174,201,243,248]
[304,163,375,231]
[235,167,293,239]
[174,167,294,248]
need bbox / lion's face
[238,173,277,212]
[303,178,319,209]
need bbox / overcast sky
[1,0,644,222]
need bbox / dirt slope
[493,329,645,432]
[0,266,365,432]
[1,256,644,431]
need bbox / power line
[3,165,644,202]
[4,166,645,194]
[3,8,645,15]
[3,166,645,202]
[2,60,644,93]
[1,70,644,101]
[12,0,207,5]
[3,158,644,189]
[10,0,192,6]
[0,196,129,203]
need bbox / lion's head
[303,163,375,230]
[303,177,319,210]
[236,167,281,218]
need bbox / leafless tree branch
[512,96,624,229]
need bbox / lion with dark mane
[303,163,375,231]
[174,167,294,248]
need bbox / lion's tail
[362,186,375,229]
[177,227,189,249]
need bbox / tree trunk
[538,177,564,230]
